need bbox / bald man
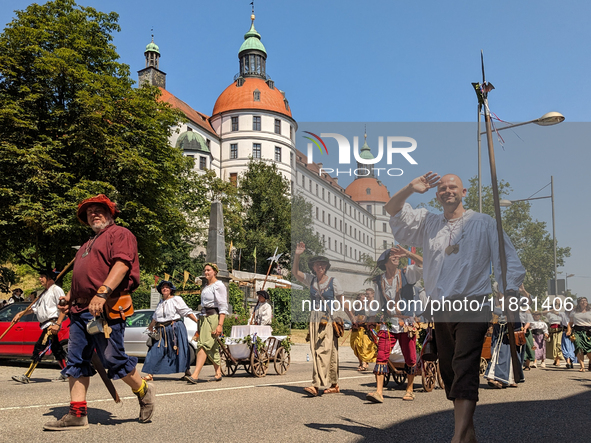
[385,172,525,443]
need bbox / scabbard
[91,351,121,403]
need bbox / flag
[229,241,233,258]
[164,273,170,281]
[183,271,190,289]
[253,246,256,258]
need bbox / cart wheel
[220,351,236,377]
[479,357,488,376]
[383,371,391,387]
[422,361,436,392]
[244,363,252,374]
[436,361,445,389]
[393,371,407,386]
[250,347,269,377]
[274,347,291,375]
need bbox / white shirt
[545,311,563,325]
[254,302,273,326]
[570,310,591,327]
[200,280,229,315]
[529,321,548,334]
[32,284,64,329]
[375,271,420,333]
[152,296,193,323]
[519,311,534,325]
[390,204,525,301]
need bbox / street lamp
[500,176,558,294]
[477,112,564,213]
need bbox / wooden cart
[217,328,291,378]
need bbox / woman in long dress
[142,281,199,381]
[566,297,591,372]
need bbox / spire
[356,127,375,179]
[138,28,166,89]
[238,5,267,79]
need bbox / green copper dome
[176,130,209,153]
[145,41,160,54]
[239,22,266,55]
[359,139,374,160]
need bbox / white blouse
[254,302,273,326]
[200,280,229,315]
[570,310,591,327]
[152,296,193,322]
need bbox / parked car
[0,302,70,360]
[123,309,198,364]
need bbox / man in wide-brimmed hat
[44,194,154,431]
[12,269,68,384]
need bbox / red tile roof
[212,77,293,118]
[158,88,217,136]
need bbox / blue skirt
[485,323,525,385]
[142,321,190,374]
[561,332,578,362]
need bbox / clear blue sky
[1,0,590,296]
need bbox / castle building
[138,14,395,293]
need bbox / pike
[0,257,76,341]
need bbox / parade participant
[518,286,536,370]
[253,290,273,326]
[366,246,422,403]
[530,311,549,368]
[544,308,564,366]
[386,172,525,443]
[566,297,591,372]
[141,281,199,381]
[293,242,348,397]
[12,269,68,384]
[350,291,376,371]
[561,309,577,369]
[485,283,526,388]
[8,288,24,304]
[185,263,228,383]
[43,194,153,431]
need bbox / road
[0,345,590,443]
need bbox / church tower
[138,35,167,89]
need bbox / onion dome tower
[138,35,166,89]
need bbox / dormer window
[366,188,371,195]
[253,89,260,101]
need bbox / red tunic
[70,223,140,313]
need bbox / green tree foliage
[0,0,197,273]
[426,177,570,298]
[290,193,324,275]
[238,160,291,273]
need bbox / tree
[238,160,291,273]
[425,177,570,299]
[0,0,196,272]
[291,193,324,274]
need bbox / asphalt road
[0,346,590,443]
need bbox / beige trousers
[309,311,339,388]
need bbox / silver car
[124,309,198,364]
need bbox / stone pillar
[205,201,231,301]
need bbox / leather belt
[202,307,219,316]
[156,320,176,327]
[574,325,591,332]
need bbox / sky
[1,0,590,296]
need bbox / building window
[230,173,238,187]
[301,174,305,186]
[322,211,325,223]
[328,192,331,204]
[275,119,281,134]
[230,143,238,159]
[291,180,294,194]
[290,152,294,167]
[231,116,239,131]
[309,179,312,191]
[322,235,325,246]
[275,146,281,162]
[340,220,342,231]
[252,143,261,159]
[383,223,387,232]
[206,139,211,149]
[354,228,357,238]
[366,187,371,195]
[322,188,325,200]
[367,205,372,214]
[199,156,207,170]
[290,126,293,140]
[340,200,342,210]
[335,240,337,251]
[253,89,260,101]
[328,214,331,225]
[363,233,365,243]
[340,243,342,254]
[316,184,318,196]
[253,116,261,131]
[316,207,319,219]
[382,205,387,215]
[328,237,331,250]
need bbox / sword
[91,351,121,403]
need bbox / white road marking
[0,374,374,411]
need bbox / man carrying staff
[12,269,68,384]
[43,194,154,431]
[385,172,525,443]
